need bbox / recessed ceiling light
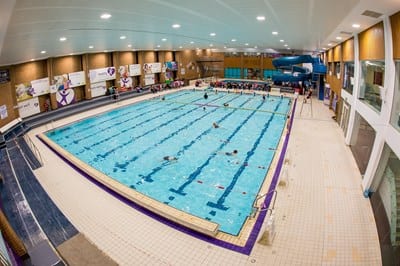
[59,37,67,42]
[328,43,332,46]
[157,45,161,48]
[287,47,291,50]
[172,24,180,28]
[245,43,249,46]
[30,59,35,61]
[209,44,213,47]
[120,35,126,40]
[352,23,360,28]
[280,39,284,42]
[162,38,167,41]
[336,36,342,40]
[190,41,194,44]
[103,50,108,52]
[40,50,46,54]
[272,31,278,35]
[256,16,265,21]
[100,13,111,19]
[254,46,258,49]
[127,44,132,48]
[88,45,94,49]
[210,33,216,36]
[231,39,237,42]
[69,53,74,55]
[179,46,183,49]
[284,44,288,47]
[322,47,327,50]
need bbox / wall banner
[0,105,8,119]
[129,64,141,76]
[89,67,116,83]
[90,81,107,98]
[143,63,161,74]
[68,71,86,87]
[144,74,155,85]
[30,77,50,96]
[17,97,40,118]
[56,88,75,107]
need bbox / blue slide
[272,55,327,83]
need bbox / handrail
[250,190,278,218]
[23,135,43,166]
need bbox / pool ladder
[250,190,277,219]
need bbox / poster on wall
[144,74,155,85]
[0,69,10,84]
[89,67,116,83]
[17,97,41,118]
[180,68,185,75]
[143,63,161,74]
[30,77,50,96]
[15,77,50,102]
[90,81,107,98]
[68,71,86,87]
[165,61,178,71]
[0,105,8,119]
[129,64,141,76]
[56,88,75,107]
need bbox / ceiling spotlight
[127,44,132,48]
[210,33,216,36]
[179,46,183,49]
[100,13,111,19]
[284,44,288,47]
[190,41,194,44]
[120,35,126,40]
[245,43,249,46]
[328,43,332,46]
[280,39,284,42]
[88,45,94,49]
[256,16,265,21]
[336,36,342,40]
[59,37,67,42]
[172,24,181,28]
[254,46,258,49]
[209,44,213,47]
[272,31,278,35]
[162,38,167,41]
[157,45,161,48]
[40,50,46,54]
[231,39,237,42]
[352,23,360,28]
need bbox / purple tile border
[36,98,297,255]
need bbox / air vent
[340,31,353,35]
[361,10,383,18]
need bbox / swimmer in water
[212,122,219,128]
[225,149,238,156]
[163,156,178,162]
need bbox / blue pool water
[46,90,291,235]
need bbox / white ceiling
[1,0,400,66]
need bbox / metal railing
[250,190,278,219]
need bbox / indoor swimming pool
[43,89,291,235]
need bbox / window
[358,60,385,112]
[342,62,354,94]
[390,61,400,131]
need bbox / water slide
[272,55,327,83]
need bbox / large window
[224,68,241,79]
[390,61,400,131]
[342,62,354,94]
[358,60,385,112]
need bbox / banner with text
[129,64,141,76]
[90,81,107,98]
[144,74,155,85]
[89,67,116,83]
[68,71,86,87]
[17,97,41,118]
[143,63,161,74]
